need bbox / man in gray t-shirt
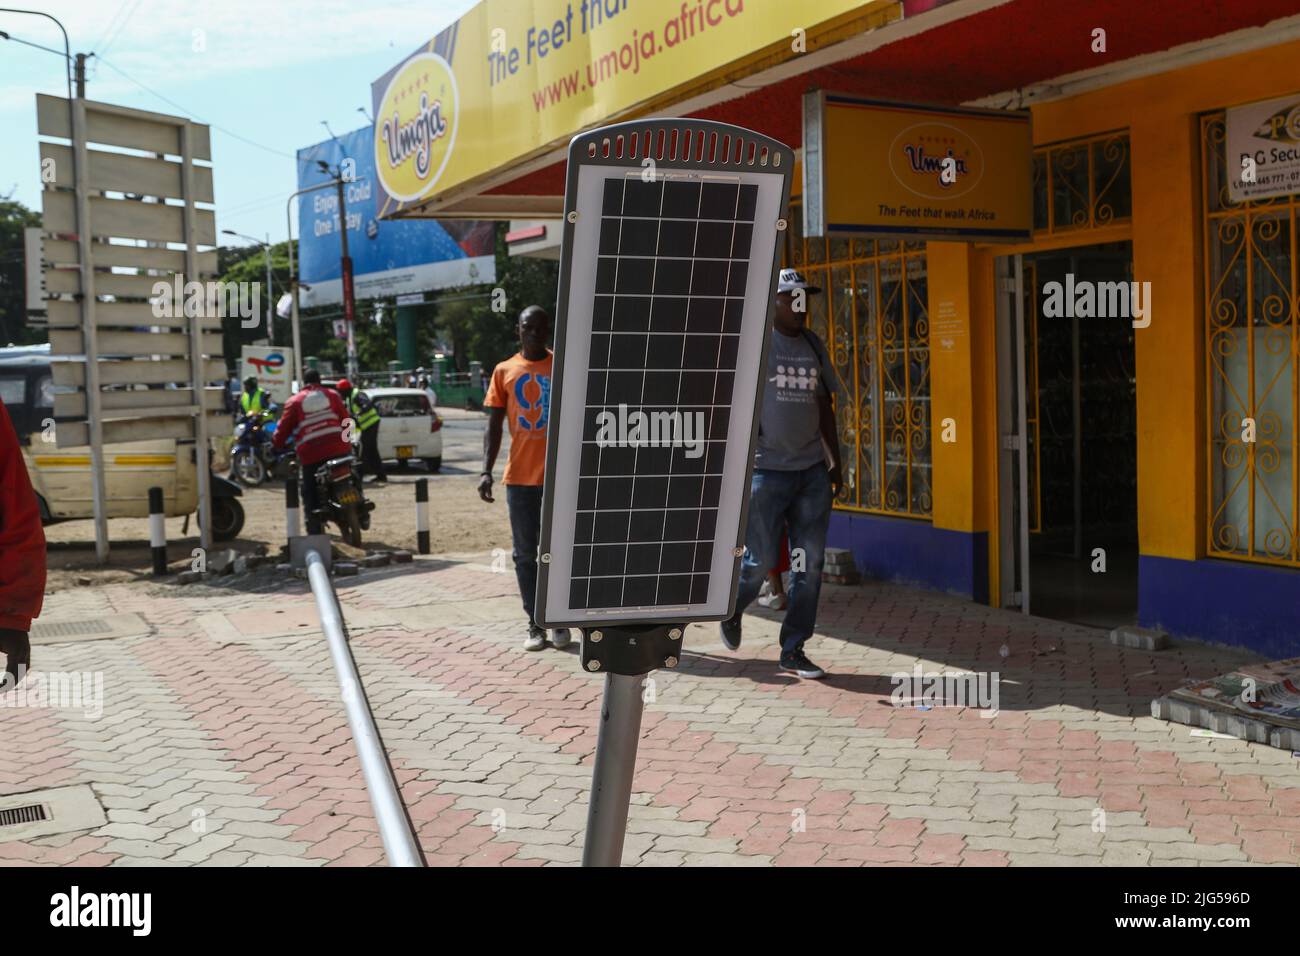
[754,319,845,470]
[720,269,843,679]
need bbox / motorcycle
[231,409,296,486]
[307,454,373,547]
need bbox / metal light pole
[338,177,358,382]
[0,8,111,562]
[317,160,358,382]
[284,181,337,388]
[222,229,274,346]
[265,232,273,344]
[583,671,647,866]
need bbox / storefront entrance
[996,242,1138,628]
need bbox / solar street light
[538,118,795,866]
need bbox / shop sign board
[803,91,1032,242]
[1226,93,1300,203]
[369,0,899,214]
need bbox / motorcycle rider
[239,375,272,421]
[230,375,274,480]
[336,379,386,483]
[272,368,351,534]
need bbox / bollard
[415,478,430,555]
[148,486,167,577]
[285,477,301,542]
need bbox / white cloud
[0,0,478,108]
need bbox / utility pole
[264,233,274,347]
[333,175,358,381]
[74,51,85,96]
[0,8,109,560]
[285,180,339,388]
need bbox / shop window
[1032,131,1132,236]
[1202,113,1299,567]
[786,202,932,519]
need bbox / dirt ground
[41,410,515,594]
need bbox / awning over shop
[374,0,1300,220]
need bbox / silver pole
[1070,255,1083,561]
[582,672,646,867]
[285,182,334,387]
[1013,254,1031,615]
[70,96,109,563]
[0,12,99,557]
[264,234,273,347]
[304,548,424,867]
[181,121,212,553]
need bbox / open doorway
[998,241,1138,629]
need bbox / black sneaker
[778,651,826,679]
[719,614,742,651]
[0,629,31,693]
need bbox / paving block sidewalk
[2,555,1297,867]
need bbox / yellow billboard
[803,91,1032,241]
[370,0,899,215]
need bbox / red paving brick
[3,554,1296,867]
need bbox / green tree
[0,199,43,346]
[432,295,482,371]
[447,223,559,372]
[217,239,294,371]
[492,224,559,340]
[215,223,563,378]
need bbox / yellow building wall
[1031,39,1300,561]
[927,242,978,532]
[931,38,1300,601]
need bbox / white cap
[777,268,822,294]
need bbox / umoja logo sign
[374,52,459,202]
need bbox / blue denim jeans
[506,485,543,627]
[732,464,833,655]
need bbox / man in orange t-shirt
[480,306,570,652]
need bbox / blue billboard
[295,124,495,308]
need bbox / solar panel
[537,121,795,628]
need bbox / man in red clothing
[0,401,46,691]
[273,368,351,534]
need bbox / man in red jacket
[272,368,351,534]
[0,400,46,690]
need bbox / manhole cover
[30,620,112,639]
[28,613,148,645]
[0,785,105,840]
[0,804,47,827]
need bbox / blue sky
[0,0,477,252]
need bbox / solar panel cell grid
[569,174,760,611]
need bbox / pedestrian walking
[758,528,790,610]
[0,401,45,691]
[478,306,571,652]
[720,269,844,679]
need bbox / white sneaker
[757,580,788,610]
[523,627,546,652]
[550,628,572,649]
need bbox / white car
[366,387,443,472]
